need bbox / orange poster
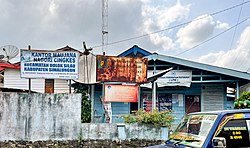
[104,84,138,102]
[96,55,148,83]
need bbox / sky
[0,0,250,72]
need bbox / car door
[213,114,250,148]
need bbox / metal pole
[236,81,240,99]
[152,81,156,110]
[28,45,31,93]
[91,85,95,123]
[152,60,157,110]
[69,80,71,93]
[102,83,105,123]
[138,86,141,109]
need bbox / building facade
[92,45,250,124]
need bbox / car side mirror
[169,129,173,135]
[212,137,226,148]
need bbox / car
[146,109,250,148]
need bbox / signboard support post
[91,85,95,123]
[152,81,157,110]
[138,86,141,109]
[102,83,105,123]
[69,79,71,93]
[152,60,157,110]
[236,81,239,99]
[28,45,31,94]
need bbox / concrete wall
[0,92,168,143]
[0,93,82,141]
[81,123,168,141]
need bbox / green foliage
[78,128,83,141]
[234,92,250,109]
[74,83,91,123]
[81,90,91,123]
[121,109,174,128]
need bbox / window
[158,94,172,111]
[216,119,250,147]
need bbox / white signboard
[157,70,192,87]
[20,50,79,79]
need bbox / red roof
[0,63,20,70]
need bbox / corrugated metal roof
[0,63,20,70]
[118,45,152,57]
[56,45,82,53]
[146,53,250,80]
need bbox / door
[45,79,54,93]
[130,102,138,114]
[215,118,250,147]
[185,95,200,114]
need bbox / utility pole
[28,45,31,94]
[82,42,95,123]
[102,0,108,55]
[102,0,109,123]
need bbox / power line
[234,27,250,70]
[91,0,250,49]
[231,0,244,67]
[175,16,250,56]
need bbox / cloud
[215,21,230,29]
[198,26,250,71]
[0,0,103,49]
[141,1,190,50]
[176,14,229,49]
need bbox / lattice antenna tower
[102,0,108,55]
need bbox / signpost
[20,50,79,80]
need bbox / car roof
[189,109,250,115]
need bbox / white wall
[54,79,73,93]
[4,69,73,93]
[4,69,45,93]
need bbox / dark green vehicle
[147,109,250,148]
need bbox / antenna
[83,42,93,55]
[0,45,19,62]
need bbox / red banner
[104,84,138,102]
[96,55,147,83]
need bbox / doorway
[45,79,54,93]
[185,95,200,114]
[130,102,138,114]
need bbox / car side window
[216,119,250,148]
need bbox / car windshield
[169,114,218,147]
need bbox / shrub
[121,109,174,128]
[234,92,250,109]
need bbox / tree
[234,92,250,109]
[74,83,91,123]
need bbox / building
[3,46,78,93]
[91,45,250,124]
